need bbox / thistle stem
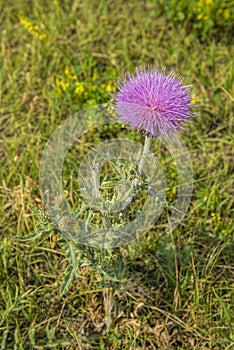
[90,162,111,228]
[137,136,152,179]
[110,136,152,209]
[91,162,100,198]
[91,162,116,332]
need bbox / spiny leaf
[14,230,44,242]
[60,265,79,296]
[29,205,40,217]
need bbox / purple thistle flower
[113,66,194,137]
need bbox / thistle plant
[114,66,194,137]
[15,66,195,334]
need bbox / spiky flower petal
[114,67,194,137]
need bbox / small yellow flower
[106,103,115,115]
[220,219,233,236]
[75,82,85,95]
[60,80,69,91]
[172,186,177,195]
[53,0,60,7]
[106,82,113,93]
[223,9,230,20]
[65,67,77,82]
[17,14,47,41]
[211,213,221,231]
[55,76,69,93]
[191,93,199,105]
[205,0,214,5]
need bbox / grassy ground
[0,0,233,349]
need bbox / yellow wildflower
[211,213,221,231]
[60,80,69,91]
[65,67,77,82]
[75,82,85,95]
[106,103,115,115]
[172,186,177,195]
[191,93,199,105]
[205,0,214,5]
[220,220,233,236]
[223,9,230,20]
[17,14,47,41]
[53,0,60,7]
[197,13,209,21]
[106,82,114,93]
[197,0,213,7]
[56,76,69,93]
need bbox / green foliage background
[0,0,233,348]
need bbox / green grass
[0,0,233,348]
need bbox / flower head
[113,66,194,137]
